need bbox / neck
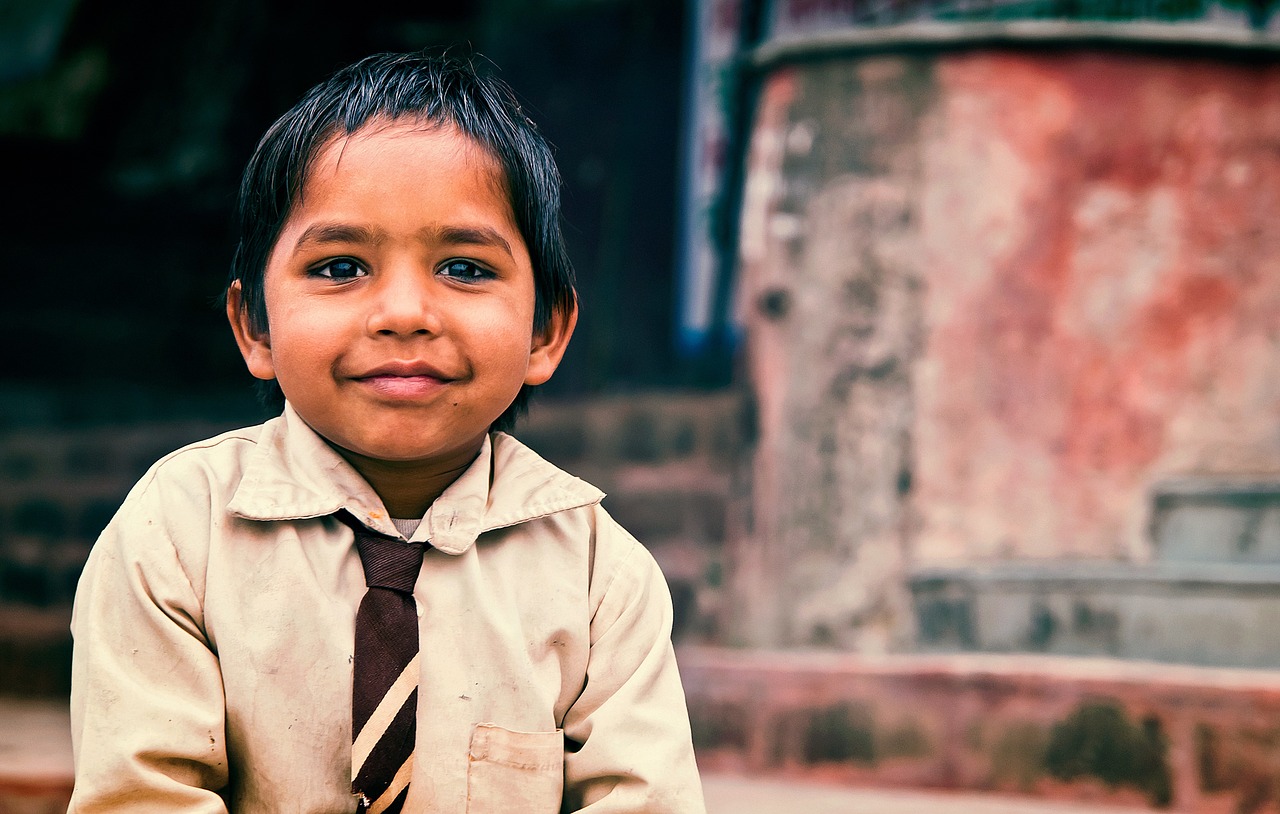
[333,439,485,519]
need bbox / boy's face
[229,120,573,474]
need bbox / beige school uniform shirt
[69,404,706,813]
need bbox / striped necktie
[350,526,426,814]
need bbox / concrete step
[910,561,1280,667]
[1152,478,1280,565]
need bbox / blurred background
[2,0,1280,811]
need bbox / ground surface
[1,696,1156,813]
[702,774,1155,813]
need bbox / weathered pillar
[723,45,1280,653]
[726,58,931,649]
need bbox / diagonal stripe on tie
[368,754,414,814]
[354,690,416,807]
[353,654,420,776]
[347,520,425,811]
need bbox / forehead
[268,119,531,268]
[305,118,510,204]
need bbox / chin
[351,433,486,465]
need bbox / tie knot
[354,532,424,593]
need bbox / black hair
[227,50,576,432]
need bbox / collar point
[427,537,477,556]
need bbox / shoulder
[104,418,279,555]
[587,503,669,604]
[126,420,275,508]
[79,420,277,614]
[487,431,659,584]
[487,431,605,526]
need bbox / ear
[524,297,578,386]
[226,280,277,381]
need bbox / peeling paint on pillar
[727,49,1280,648]
[730,57,932,648]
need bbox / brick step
[0,421,242,483]
[0,538,89,607]
[603,485,727,546]
[0,479,135,550]
[0,606,72,697]
[518,390,742,470]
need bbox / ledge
[749,19,1280,69]
[678,646,1280,810]
[909,561,1280,589]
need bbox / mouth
[351,361,455,399]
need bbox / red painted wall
[916,52,1280,562]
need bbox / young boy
[69,51,706,813]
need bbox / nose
[365,266,442,337]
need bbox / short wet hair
[227,50,576,431]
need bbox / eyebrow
[292,221,515,258]
[425,225,513,259]
[293,222,384,251]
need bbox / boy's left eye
[438,260,493,281]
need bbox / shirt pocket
[466,723,564,814]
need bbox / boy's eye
[311,259,367,280]
[439,260,493,281]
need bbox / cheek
[472,309,536,365]
[265,306,346,370]
[268,286,341,331]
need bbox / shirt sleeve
[68,468,231,814]
[560,509,707,814]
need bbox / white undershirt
[390,517,421,539]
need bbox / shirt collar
[226,403,604,555]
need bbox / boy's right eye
[310,258,367,280]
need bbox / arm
[561,511,706,814]
[69,473,230,813]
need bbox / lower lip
[357,375,448,399]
